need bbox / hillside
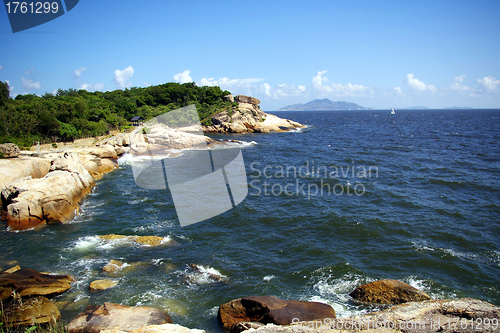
[277,98,370,111]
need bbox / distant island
[448,106,474,109]
[277,98,371,111]
[402,106,429,110]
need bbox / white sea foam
[263,275,275,282]
[185,264,227,285]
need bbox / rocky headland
[203,95,304,133]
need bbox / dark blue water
[1,109,499,332]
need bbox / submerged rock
[218,295,336,330]
[349,279,431,304]
[89,279,118,292]
[103,260,125,273]
[67,302,172,333]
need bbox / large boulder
[218,296,336,330]
[1,152,95,230]
[0,143,20,158]
[2,296,60,327]
[0,157,51,192]
[349,279,431,304]
[235,95,261,105]
[67,302,172,333]
[0,268,73,300]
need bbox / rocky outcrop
[204,95,304,134]
[262,298,500,333]
[1,152,95,230]
[67,302,173,333]
[0,143,20,158]
[2,296,61,327]
[0,268,73,300]
[218,295,336,330]
[0,157,51,191]
[349,279,431,304]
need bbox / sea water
[1,109,499,332]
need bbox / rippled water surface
[1,109,499,332]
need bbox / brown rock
[0,143,20,158]
[2,296,60,327]
[349,279,431,304]
[67,302,172,333]
[0,268,73,299]
[131,324,205,333]
[89,279,118,292]
[218,296,335,329]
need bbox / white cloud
[0,65,3,70]
[477,76,500,92]
[21,77,41,90]
[263,83,272,97]
[312,70,371,96]
[25,67,35,75]
[312,70,328,87]
[450,75,472,92]
[5,80,12,95]
[114,66,134,89]
[173,70,193,84]
[143,82,152,87]
[80,83,105,92]
[73,67,87,80]
[394,86,402,95]
[405,74,437,92]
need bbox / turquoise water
[1,109,499,332]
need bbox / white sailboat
[390,108,395,114]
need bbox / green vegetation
[0,81,232,147]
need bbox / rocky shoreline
[1,266,499,333]
[0,99,303,232]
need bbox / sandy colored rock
[2,296,60,327]
[89,279,118,291]
[218,295,336,330]
[349,279,431,304]
[67,302,172,333]
[0,157,51,191]
[0,268,73,298]
[98,234,129,241]
[135,236,165,246]
[4,265,21,273]
[2,152,95,230]
[103,260,125,273]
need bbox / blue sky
[1,0,499,110]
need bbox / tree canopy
[0,82,233,148]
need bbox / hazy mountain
[277,98,370,111]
